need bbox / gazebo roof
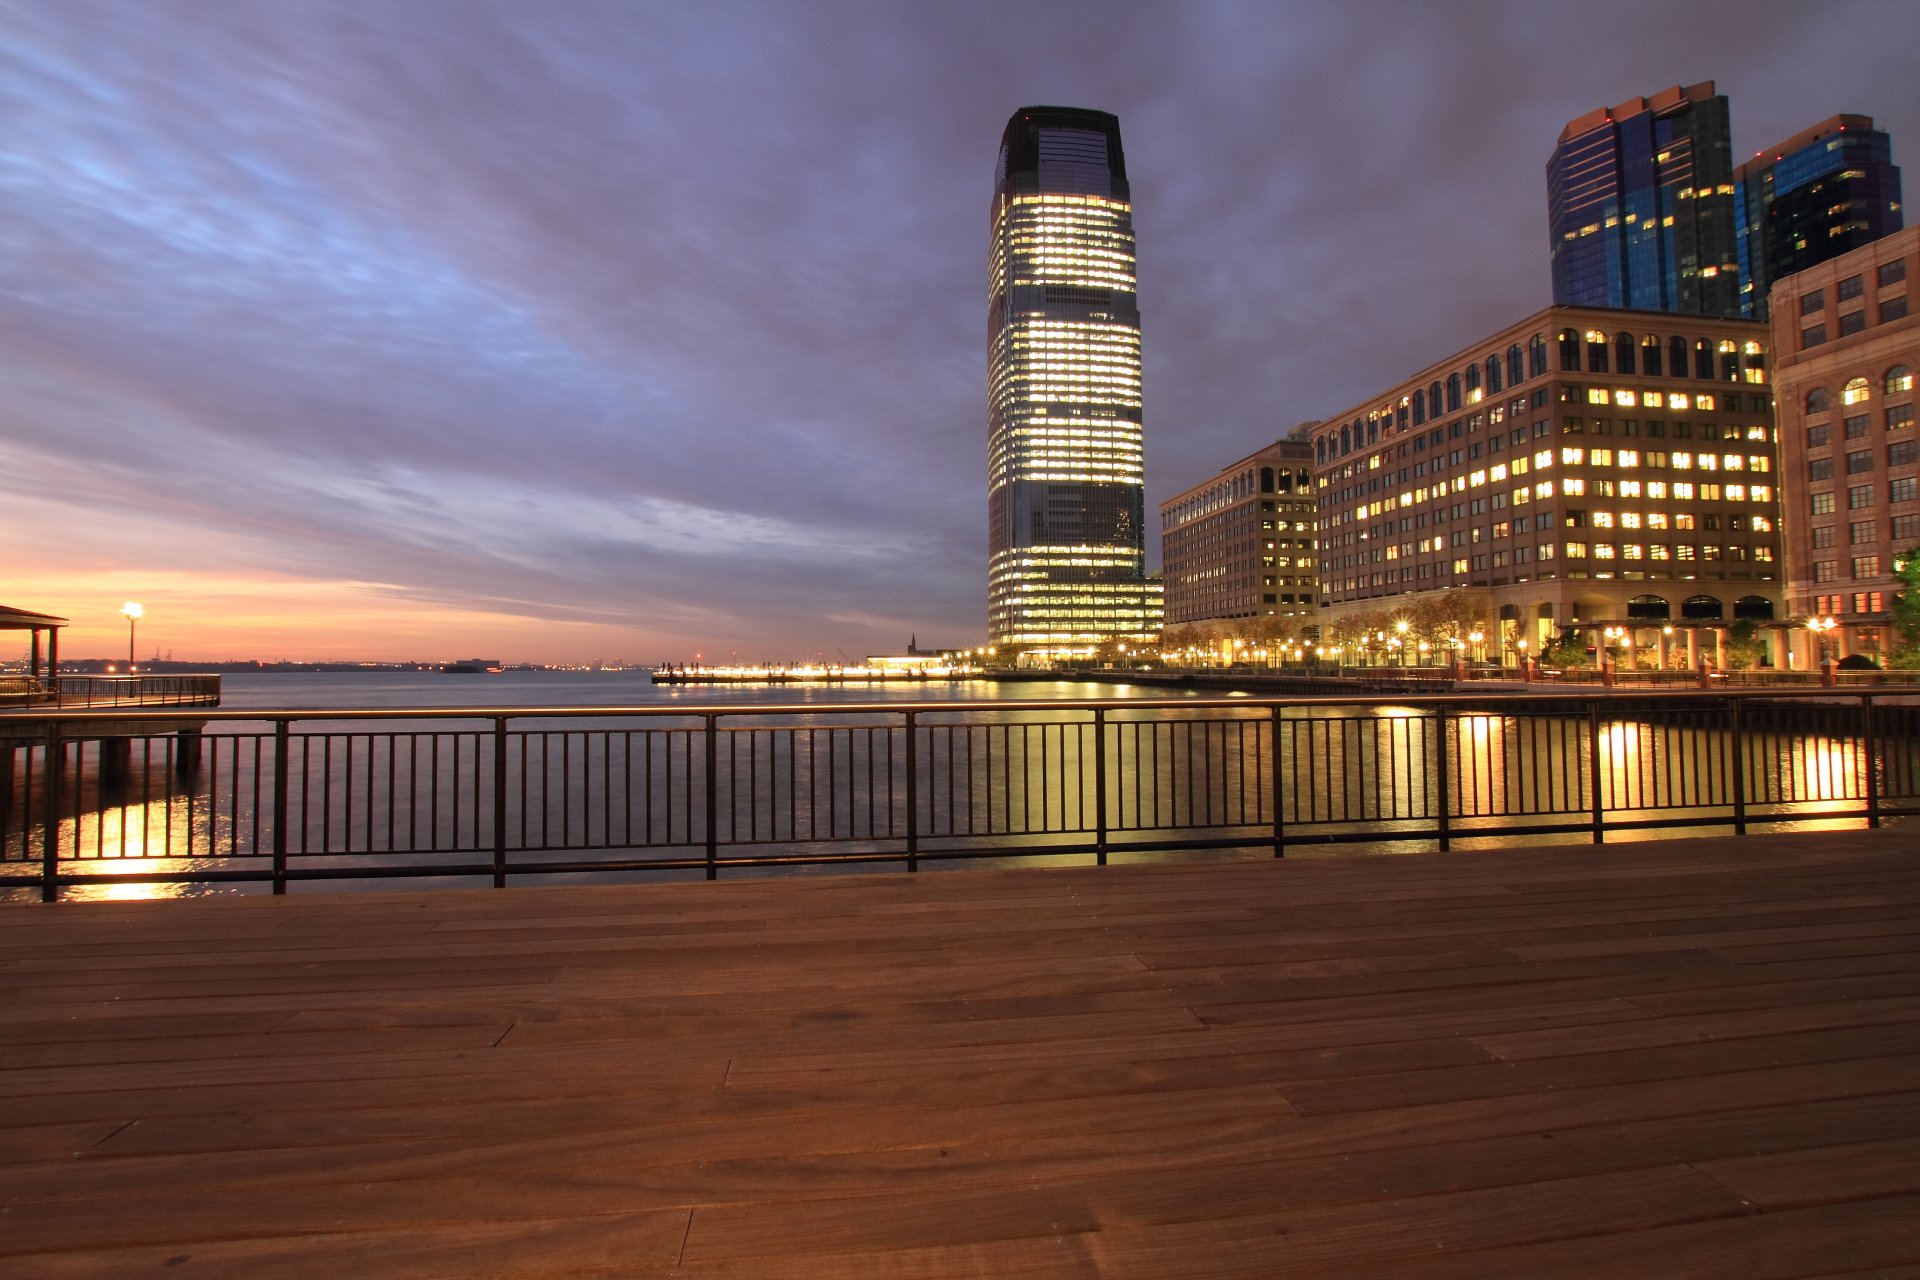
[0,605,69,630]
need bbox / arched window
[1733,595,1775,621]
[1586,329,1609,373]
[1259,467,1274,493]
[1719,339,1739,382]
[1412,393,1426,426]
[1428,382,1442,420]
[1669,335,1687,377]
[1642,334,1663,377]
[1485,355,1502,394]
[1558,329,1580,372]
[1843,377,1870,406]
[1888,365,1914,395]
[1316,436,1327,465]
[1397,402,1409,430]
[1339,424,1351,455]
[1615,332,1636,375]
[1507,345,1524,386]
[1806,388,1830,414]
[1529,335,1548,377]
[1465,364,1481,398]
[1681,594,1724,620]
[1446,373,1462,410]
[1694,340,1713,380]
[1627,594,1670,620]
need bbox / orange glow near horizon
[3,568,656,665]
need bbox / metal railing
[0,674,223,711]
[1,691,1913,898]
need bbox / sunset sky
[6,0,1918,664]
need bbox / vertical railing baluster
[905,711,919,872]
[1862,694,1881,829]
[704,713,718,880]
[1093,708,1108,867]
[492,718,508,887]
[1587,700,1605,845]
[272,719,289,894]
[40,725,62,902]
[1270,706,1286,859]
[1434,703,1452,852]
[1729,697,1748,836]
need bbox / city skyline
[6,1,1919,663]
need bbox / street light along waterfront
[120,601,142,673]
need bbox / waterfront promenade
[2,828,1917,1276]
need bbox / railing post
[1093,708,1108,867]
[1270,705,1286,859]
[904,711,919,872]
[492,717,508,887]
[1433,703,1452,852]
[1729,696,1748,837]
[271,719,289,895]
[1587,700,1605,844]
[1861,694,1881,830]
[40,724,62,902]
[704,713,718,880]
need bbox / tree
[1889,545,1920,668]
[1539,629,1588,669]
[1722,620,1767,672]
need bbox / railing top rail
[11,684,1906,728]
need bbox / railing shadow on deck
[2,690,1914,900]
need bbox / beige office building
[1311,304,1783,668]
[1160,438,1317,628]
[1771,224,1918,667]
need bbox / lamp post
[1602,625,1624,687]
[120,601,143,674]
[1807,616,1837,686]
[1516,637,1532,681]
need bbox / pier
[1,828,1915,1274]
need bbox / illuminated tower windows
[988,107,1161,653]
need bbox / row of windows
[1557,330,1766,382]
[1807,477,1918,513]
[1803,298,1909,348]
[1808,443,1919,479]
[1806,405,1915,443]
[1809,514,1920,547]
[1811,557,1886,581]
[1801,261,1906,312]
[1803,367,1914,411]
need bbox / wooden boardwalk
[2,830,1918,1277]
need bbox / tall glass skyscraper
[1735,115,1904,320]
[987,106,1161,653]
[1548,82,1740,317]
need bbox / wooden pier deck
[2,830,1917,1277]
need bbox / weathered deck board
[1,827,1916,1276]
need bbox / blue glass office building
[1735,115,1904,320]
[1548,82,1740,318]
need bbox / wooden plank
[0,830,1913,1275]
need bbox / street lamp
[120,601,143,673]
[1807,616,1837,683]
[1602,625,1624,684]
